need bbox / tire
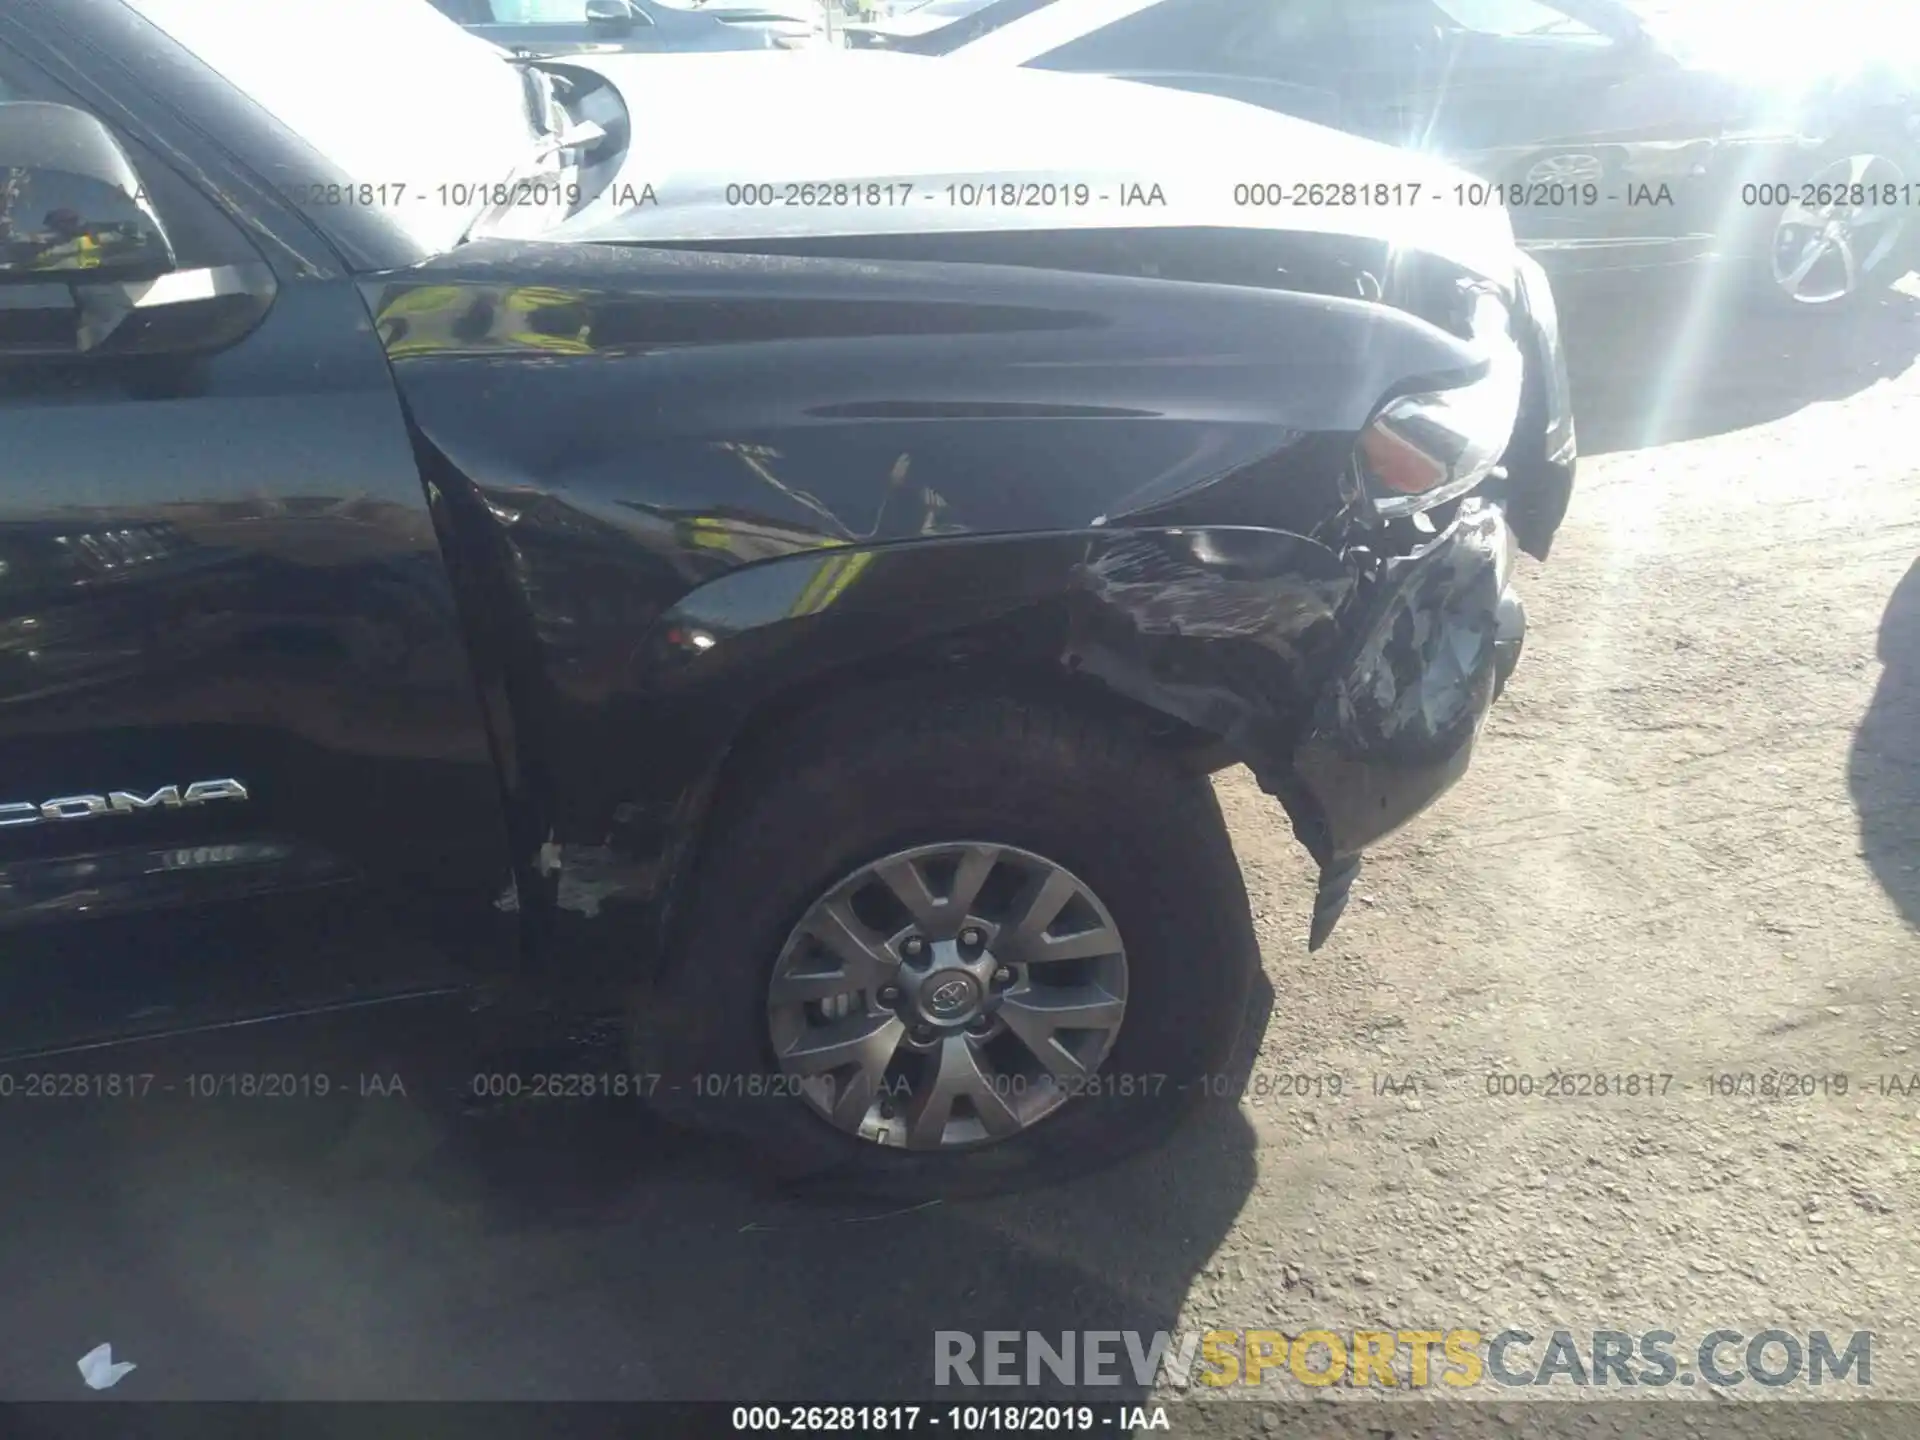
[634,684,1260,1200]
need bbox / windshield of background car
[946,0,1361,78]
[903,0,1012,18]
[119,0,539,253]
[1430,0,1609,43]
[946,0,1623,66]
[939,0,1159,62]
[488,0,596,18]
[1629,0,1920,87]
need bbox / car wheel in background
[1759,142,1919,309]
[1520,149,1609,191]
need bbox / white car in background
[841,0,1001,47]
[657,0,838,47]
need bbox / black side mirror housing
[0,102,175,286]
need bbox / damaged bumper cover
[1072,497,1523,951]
[1080,257,1571,950]
[1266,500,1520,948]
[1270,251,1570,945]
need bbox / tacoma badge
[0,780,250,828]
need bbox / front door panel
[0,46,515,1057]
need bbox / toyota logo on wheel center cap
[923,973,981,1020]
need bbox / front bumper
[1252,257,1570,947]
[1262,498,1522,948]
[1251,261,1566,936]
[1075,262,1570,950]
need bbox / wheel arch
[625,525,1351,995]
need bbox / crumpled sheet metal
[1289,500,1513,865]
[1324,501,1509,759]
[1075,529,1352,659]
[1066,527,1357,749]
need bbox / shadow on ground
[1554,270,1920,455]
[1852,557,1920,933]
[0,975,1269,1401]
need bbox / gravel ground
[0,272,1914,1429]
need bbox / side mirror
[585,0,647,28]
[0,102,176,285]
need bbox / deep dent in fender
[1063,527,1354,753]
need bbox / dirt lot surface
[0,273,1913,1434]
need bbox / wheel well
[720,652,1224,806]
[649,650,1230,982]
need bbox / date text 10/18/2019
[730,1405,1172,1433]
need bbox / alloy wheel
[1523,151,1605,188]
[766,842,1129,1150]
[1770,152,1914,305]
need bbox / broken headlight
[1355,290,1525,520]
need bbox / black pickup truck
[0,0,1573,1195]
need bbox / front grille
[1376,252,1489,341]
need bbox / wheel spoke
[1858,222,1906,274]
[1844,152,1876,186]
[1851,205,1903,233]
[946,844,1000,921]
[802,898,896,979]
[1782,234,1831,291]
[970,1078,1023,1139]
[873,844,1002,936]
[1827,232,1860,296]
[780,1011,904,1078]
[999,984,1126,1079]
[829,1055,888,1130]
[904,1036,1020,1145]
[903,1070,958,1148]
[1780,197,1825,229]
[998,866,1123,964]
[999,867,1077,958]
[1022,923,1124,964]
[768,965,874,1005]
[873,854,944,931]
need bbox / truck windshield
[121,0,543,253]
[932,0,1156,62]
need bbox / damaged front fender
[1062,526,1354,757]
[642,510,1513,967]
[466,498,1521,1004]
[646,525,1360,775]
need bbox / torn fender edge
[1064,526,1384,952]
